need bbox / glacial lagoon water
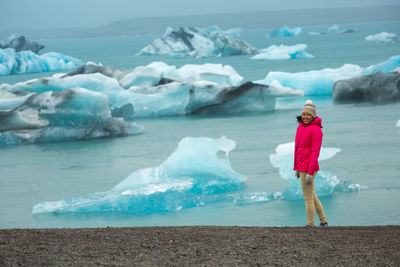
[1,19,400,228]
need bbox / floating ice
[0,88,143,144]
[231,141,365,206]
[308,25,357,35]
[137,26,258,58]
[251,44,314,60]
[32,136,247,214]
[333,71,400,103]
[0,48,84,76]
[267,25,302,38]
[0,33,44,53]
[396,119,400,128]
[269,142,342,200]
[121,61,244,88]
[256,55,400,96]
[1,62,302,120]
[365,32,397,43]
[328,24,340,33]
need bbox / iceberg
[251,44,314,60]
[267,25,302,38]
[396,119,400,128]
[32,136,247,214]
[0,48,84,76]
[256,55,400,96]
[1,62,302,120]
[0,88,143,145]
[365,32,398,43]
[0,33,44,53]
[137,26,258,58]
[333,71,400,103]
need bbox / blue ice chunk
[256,55,400,96]
[268,25,302,38]
[0,88,143,144]
[32,136,247,214]
[0,48,84,76]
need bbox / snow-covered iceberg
[0,88,143,145]
[32,136,247,214]
[267,25,302,38]
[137,26,258,58]
[333,71,400,103]
[365,32,398,43]
[251,44,314,60]
[256,55,400,96]
[1,62,303,120]
[0,48,84,76]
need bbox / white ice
[251,44,314,60]
[365,32,397,43]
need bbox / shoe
[319,222,328,227]
[304,224,314,228]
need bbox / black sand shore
[1,226,399,266]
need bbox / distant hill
[1,5,399,39]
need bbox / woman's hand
[295,171,300,179]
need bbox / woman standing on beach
[294,100,328,227]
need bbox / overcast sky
[0,0,398,30]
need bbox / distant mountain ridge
[1,5,399,39]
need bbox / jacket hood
[301,116,323,128]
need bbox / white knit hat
[302,100,316,117]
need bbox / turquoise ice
[32,136,247,214]
[0,48,84,76]
[256,55,400,96]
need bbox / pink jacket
[294,116,323,175]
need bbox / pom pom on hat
[302,99,316,117]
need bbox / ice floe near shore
[137,26,258,58]
[32,136,247,214]
[234,142,365,205]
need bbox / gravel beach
[1,226,399,266]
